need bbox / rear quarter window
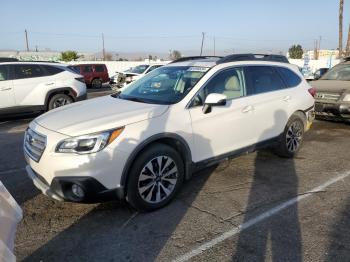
[277,67,302,88]
[42,65,64,75]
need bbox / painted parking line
[173,171,350,262]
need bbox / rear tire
[126,143,184,212]
[48,94,73,111]
[91,78,102,89]
[274,115,305,158]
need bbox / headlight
[343,94,350,102]
[56,127,124,154]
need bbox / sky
[1,0,349,56]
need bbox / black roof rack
[0,57,19,62]
[170,56,222,64]
[216,53,289,64]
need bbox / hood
[312,80,350,93]
[35,96,168,136]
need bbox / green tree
[288,45,303,59]
[60,51,80,62]
[169,50,182,60]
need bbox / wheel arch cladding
[120,133,193,192]
[45,87,76,107]
[292,110,307,130]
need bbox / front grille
[315,92,341,101]
[24,128,46,162]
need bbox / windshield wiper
[118,95,150,103]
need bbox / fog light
[71,184,85,199]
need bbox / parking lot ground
[0,98,349,261]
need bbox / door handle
[242,105,254,113]
[45,83,54,86]
[282,95,291,102]
[0,87,12,91]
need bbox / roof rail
[0,57,19,62]
[216,53,289,64]
[170,56,222,63]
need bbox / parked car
[313,68,329,80]
[24,54,315,212]
[70,64,109,88]
[313,60,350,122]
[110,64,164,89]
[0,62,87,117]
[0,181,22,262]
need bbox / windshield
[126,65,149,74]
[118,66,209,104]
[321,64,350,81]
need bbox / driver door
[0,65,15,109]
[188,67,257,162]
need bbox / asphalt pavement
[0,92,349,261]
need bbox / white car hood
[34,96,169,136]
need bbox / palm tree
[339,0,344,58]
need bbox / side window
[42,65,64,76]
[192,67,246,107]
[277,67,301,88]
[245,66,285,95]
[14,64,45,80]
[95,65,105,72]
[83,65,93,73]
[0,65,9,81]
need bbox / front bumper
[24,121,129,203]
[26,165,124,203]
[315,101,350,120]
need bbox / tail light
[308,87,316,97]
[75,77,85,83]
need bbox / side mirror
[314,72,321,80]
[202,93,227,114]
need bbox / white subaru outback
[24,54,315,211]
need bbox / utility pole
[102,33,106,61]
[339,0,344,58]
[200,32,205,56]
[346,25,350,57]
[213,36,216,56]
[25,29,29,51]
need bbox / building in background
[306,49,339,60]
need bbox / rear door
[0,64,15,109]
[243,65,291,141]
[12,64,52,106]
[94,64,108,82]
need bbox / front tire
[48,94,73,110]
[274,115,305,158]
[126,144,184,212]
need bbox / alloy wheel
[138,156,178,204]
[286,121,303,152]
[53,97,71,108]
